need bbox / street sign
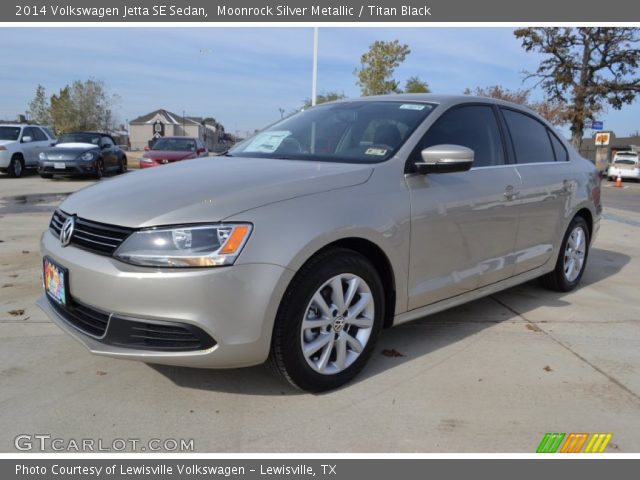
[595,132,610,146]
[591,120,603,130]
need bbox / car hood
[44,144,99,159]
[144,150,196,161]
[59,156,374,227]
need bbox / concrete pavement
[1,174,639,452]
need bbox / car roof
[157,136,198,140]
[329,93,542,116]
[62,131,108,136]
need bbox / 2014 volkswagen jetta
[38,95,601,392]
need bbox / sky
[1,27,639,138]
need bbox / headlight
[114,224,252,267]
[39,152,47,161]
[80,151,96,161]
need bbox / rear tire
[541,216,590,292]
[270,248,384,392]
[118,156,128,174]
[7,155,24,178]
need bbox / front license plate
[43,257,68,306]
[54,162,65,169]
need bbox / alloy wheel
[300,273,375,375]
[564,225,586,282]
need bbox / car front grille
[49,210,133,256]
[107,318,216,351]
[47,295,110,337]
[46,295,216,351]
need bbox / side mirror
[414,144,474,174]
[144,145,150,151]
[101,143,110,149]
[22,136,32,143]
[197,148,206,154]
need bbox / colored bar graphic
[584,433,613,453]
[538,433,613,453]
[560,433,589,453]
[537,433,565,453]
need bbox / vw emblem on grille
[60,216,76,247]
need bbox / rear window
[613,158,638,165]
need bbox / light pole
[311,27,318,106]
[278,108,285,119]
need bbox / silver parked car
[38,95,602,391]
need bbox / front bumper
[39,160,97,176]
[0,150,10,169]
[38,229,294,368]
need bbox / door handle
[503,185,519,200]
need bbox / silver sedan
[38,94,602,391]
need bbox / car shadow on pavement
[150,247,630,396]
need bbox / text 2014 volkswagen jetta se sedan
[38,95,601,392]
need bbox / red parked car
[140,136,208,168]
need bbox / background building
[129,109,224,151]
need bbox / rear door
[499,108,574,275]
[406,104,521,309]
[29,127,50,166]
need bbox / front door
[406,104,521,310]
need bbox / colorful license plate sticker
[44,257,67,305]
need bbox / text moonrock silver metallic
[38,94,602,391]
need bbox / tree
[26,84,52,125]
[464,85,567,126]
[355,40,411,96]
[404,76,431,93]
[514,27,640,148]
[49,87,75,135]
[302,91,346,108]
[46,79,119,134]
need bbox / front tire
[94,159,104,179]
[541,216,590,292]
[270,248,384,392]
[118,155,128,174]
[7,155,24,178]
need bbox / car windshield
[229,101,436,163]
[614,158,638,165]
[152,138,197,151]
[0,126,21,141]
[58,133,101,145]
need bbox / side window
[502,109,555,164]
[416,105,505,168]
[32,127,47,141]
[548,130,569,162]
[101,136,114,147]
[42,127,55,139]
[21,127,35,140]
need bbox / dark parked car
[140,136,208,168]
[38,132,127,179]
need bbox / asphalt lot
[1,172,639,453]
